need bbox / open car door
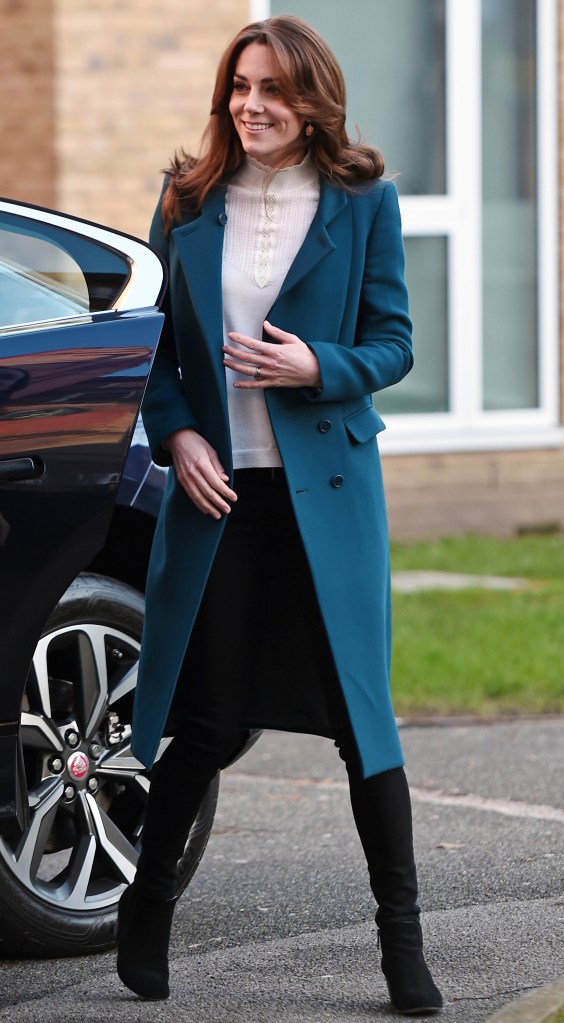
[0,200,165,836]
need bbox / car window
[0,213,132,330]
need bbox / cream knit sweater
[223,154,320,468]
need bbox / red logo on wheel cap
[68,751,89,780]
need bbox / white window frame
[253,0,560,455]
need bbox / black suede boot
[378,919,443,1015]
[117,882,177,999]
[345,766,443,1015]
[116,737,217,999]
[134,738,217,899]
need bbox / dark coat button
[318,420,332,433]
[218,212,228,226]
[331,475,344,488]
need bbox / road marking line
[226,773,564,823]
[410,787,564,823]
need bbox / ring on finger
[254,365,262,381]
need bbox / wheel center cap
[67,751,90,780]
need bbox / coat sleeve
[141,189,199,467]
[304,181,413,403]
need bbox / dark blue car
[0,199,245,958]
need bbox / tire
[0,573,219,958]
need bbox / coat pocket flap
[344,404,386,444]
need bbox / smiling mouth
[243,122,274,132]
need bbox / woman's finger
[184,463,235,507]
[226,332,265,354]
[263,320,299,344]
[223,353,263,377]
[181,473,234,518]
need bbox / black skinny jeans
[136,469,419,924]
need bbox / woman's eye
[233,81,247,92]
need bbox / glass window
[266,0,555,450]
[481,0,538,410]
[270,0,446,195]
[376,237,449,415]
[0,231,88,328]
[0,214,131,329]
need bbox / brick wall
[53,0,248,239]
[0,0,57,208]
[382,447,564,539]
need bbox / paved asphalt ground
[0,718,562,1022]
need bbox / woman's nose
[244,88,264,113]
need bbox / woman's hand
[164,428,236,519]
[222,320,322,390]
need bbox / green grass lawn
[389,534,564,717]
[542,1009,564,1023]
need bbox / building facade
[1,0,562,537]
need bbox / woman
[117,14,443,1015]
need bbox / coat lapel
[171,189,227,403]
[275,181,348,304]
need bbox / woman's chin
[241,142,275,165]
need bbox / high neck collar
[232,152,319,193]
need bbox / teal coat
[131,175,413,779]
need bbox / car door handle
[0,457,44,482]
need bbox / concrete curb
[391,570,533,593]
[484,979,564,1022]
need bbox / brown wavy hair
[160,14,384,231]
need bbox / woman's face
[229,42,306,168]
